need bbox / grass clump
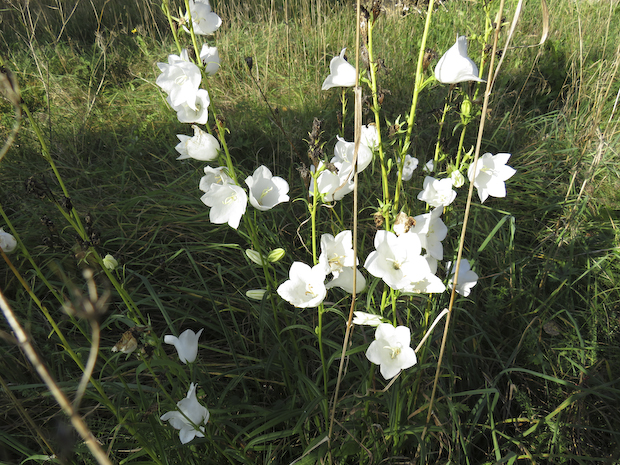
[1,0,620,464]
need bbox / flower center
[384,343,402,359]
[174,74,189,86]
[259,187,273,202]
[328,253,345,272]
[305,283,317,297]
[386,257,402,270]
[223,193,238,204]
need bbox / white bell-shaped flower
[435,36,485,84]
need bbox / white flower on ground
[366,323,417,380]
[321,48,356,90]
[318,230,356,277]
[201,183,248,229]
[164,328,204,364]
[352,311,383,327]
[277,262,327,308]
[170,88,210,124]
[175,125,221,161]
[245,166,290,211]
[332,136,373,178]
[467,152,517,203]
[417,176,457,208]
[156,50,202,110]
[364,230,430,291]
[325,267,366,294]
[199,166,233,195]
[183,0,222,36]
[199,44,220,75]
[0,228,17,253]
[102,254,118,270]
[160,383,210,444]
[411,208,448,260]
[401,155,419,181]
[360,124,379,151]
[435,36,485,84]
[446,259,479,297]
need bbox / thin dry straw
[423,0,513,435]
[328,0,363,442]
[0,284,113,465]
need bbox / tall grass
[1,0,620,464]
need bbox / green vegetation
[1,0,619,464]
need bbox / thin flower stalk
[366,16,390,222]
[402,0,436,167]
[424,0,507,436]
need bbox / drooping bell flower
[0,228,17,253]
[321,48,356,90]
[183,0,222,36]
[175,125,221,161]
[160,383,210,444]
[164,328,204,364]
[435,36,485,84]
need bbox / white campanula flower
[318,230,356,277]
[325,267,366,294]
[164,328,204,364]
[170,88,210,124]
[277,262,327,308]
[199,166,233,195]
[450,169,465,188]
[199,44,220,75]
[160,383,210,444]
[102,254,118,270]
[401,154,419,181]
[364,230,430,291]
[423,159,434,173]
[157,50,202,110]
[0,228,17,253]
[183,0,222,36]
[366,323,417,380]
[417,176,457,208]
[467,152,516,203]
[400,254,446,294]
[352,311,383,327]
[175,125,221,161]
[435,36,485,84]
[201,183,248,229]
[332,136,373,175]
[411,207,448,261]
[446,259,478,297]
[245,166,290,211]
[360,124,379,151]
[309,161,354,202]
[321,48,356,91]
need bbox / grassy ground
[1,0,620,464]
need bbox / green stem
[161,0,183,55]
[402,0,436,159]
[366,16,390,227]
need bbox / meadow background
[1,0,620,463]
